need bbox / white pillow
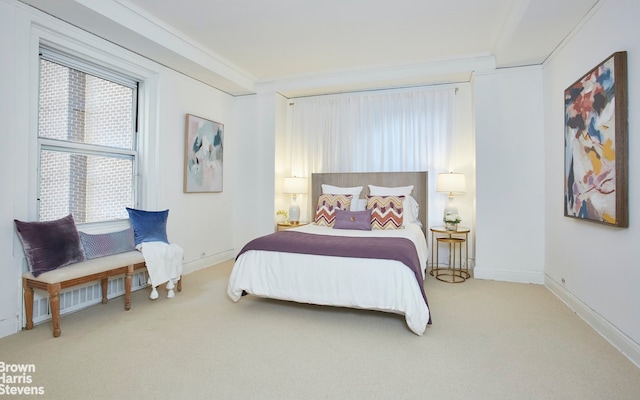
[403,195,422,227]
[352,198,368,212]
[322,184,363,211]
[368,185,420,226]
[368,184,414,196]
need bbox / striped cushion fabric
[314,194,353,227]
[366,195,405,230]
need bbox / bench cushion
[23,251,145,284]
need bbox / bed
[227,171,431,335]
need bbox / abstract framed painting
[184,114,224,193]
[564,51,628,227]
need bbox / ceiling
[19,0,600,97]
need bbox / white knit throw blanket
[136,242,183,288]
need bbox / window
[38,48,139,224]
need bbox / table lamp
[283,177,307,224]
[436,172,466,220]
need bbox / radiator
[30,270,149,324]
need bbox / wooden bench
[22,251,182,338]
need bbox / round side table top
[430,226,470,234]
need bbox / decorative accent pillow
[79,228,135,260]
[321,184,363,211]
[126,207,169,246]
[14,214,85,277]
[368,185,419,226]
[333,209,372,231]
[314,194,352,227]
[366,195,405,230]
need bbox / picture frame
[564,51,628,227]
[184,114,224,193]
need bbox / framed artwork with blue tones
[564,51,627,227]
[184,114,224,193]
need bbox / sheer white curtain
[287,86,456,227]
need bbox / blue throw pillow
[14,214,86,277]
[126,208,169,246]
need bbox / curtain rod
[288,84,459,105]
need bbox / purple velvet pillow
[333,209,372,231]
[14,214,85,277]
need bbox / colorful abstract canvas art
[184,114,224,193]
[564,51,627,227]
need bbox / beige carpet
[1,260,639,400]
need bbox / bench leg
[47,283,61,338]
[177,275,182,292]
[101,278,109,304]
[23,278,34,331]
[124,265,133,311]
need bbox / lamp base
[288,203,300,224]
[443,205,458,219]
[443,194,458,220]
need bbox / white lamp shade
[436,173,466,194]
[283,177,308,194]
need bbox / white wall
[232,93,287,252]
[543,0,640,364]
[473,66,546,284]
[452,83,476,266]
[154,71,236,272]
[0,0,22,337]
[0,0,237,337]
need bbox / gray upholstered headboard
[311,171,428,235]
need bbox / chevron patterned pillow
[314,194,353,227]
[366,195,405,230]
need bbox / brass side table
[429,226,470,282]
[276,222,308,231]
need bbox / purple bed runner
[237,231,431,324]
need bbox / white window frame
[27,23,162,234]
[37,47,140,228]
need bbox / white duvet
[227,223,430,335]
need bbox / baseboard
[0,317,20,340]
[182,249,235,275]
[473,266,545,284]
[545,275,640,369]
